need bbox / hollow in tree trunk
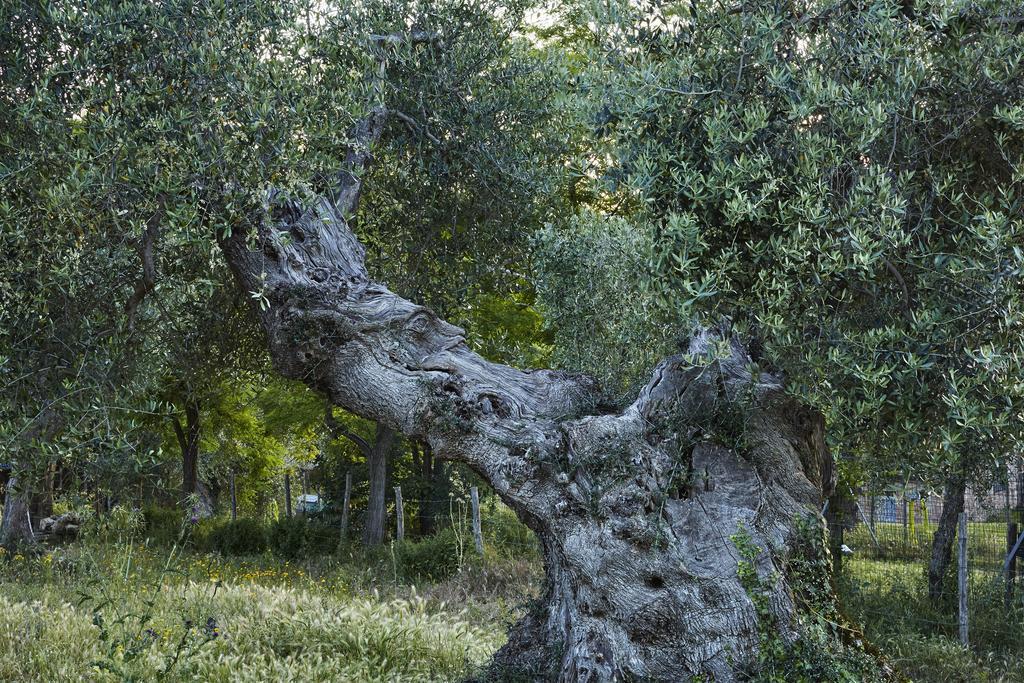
[218,109,877,681]
[928,470,967,603]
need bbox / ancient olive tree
[5,0,880,676]
[215,108,881,679]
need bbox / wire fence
[832,473,1024,648]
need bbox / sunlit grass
[844,521,1014,569]
[0,543,517,682]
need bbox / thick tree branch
[329,107,388,217]
[124,193,167,329]
[324,401,371,455]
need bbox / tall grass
[0,544,506,682]
[0,583,502,681]
[839,557,1024,682]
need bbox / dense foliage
[1,0,569,524]
[536,0,1024,486]
[2,0,1023,678]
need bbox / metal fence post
[958,511,968,646]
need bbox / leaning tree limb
[218,113,855,681]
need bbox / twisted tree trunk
[218,113,843,681]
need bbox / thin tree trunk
[340,470,352,539]
[362,424,395,546]
[284,471,292,518]
[218,110,853,681]
[324,402,395,546]
[929,470,967,602]
[172,398,201,504]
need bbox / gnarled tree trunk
[218,112,845,681]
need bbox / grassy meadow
[0,507,540,682]
[2,504,1023,682]
[839,556,1024,682]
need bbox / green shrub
[85,505,144,545]
[267,517,337,559]
[395,528,464,582]
[883,633,996,683]
[267,517,304,559]
[481,502,539,559]
[142,506,185,546]
[303,519,342,556]
[205,519,268,556]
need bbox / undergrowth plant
[731,519,884,682]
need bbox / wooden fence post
[958,511,968,646]
[1008,522,1019,610]
[902,498,909,543]
[394,486,404,542]
[340,471,352,540]
[230,470,237,522]
[284,471,292,518]
[470,486,484,555]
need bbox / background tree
[1,0,579,543]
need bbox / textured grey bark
[218,113,837,681]
[928,471,967,602]
[1,476,35,546]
